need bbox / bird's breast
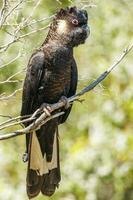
[38,64,71,103]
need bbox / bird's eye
[72,19,79,25]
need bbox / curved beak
[82,24,90,37]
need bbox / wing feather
[59,58,78,123]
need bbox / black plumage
[21,6,89,199]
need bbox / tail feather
[41,128,61,196]
[41,168,60,196]
[27,170,43,199]
[26,126,61,199]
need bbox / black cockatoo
[21,6,89,199]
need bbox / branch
[0,69,25,84]
[0,52,21,69]
[0,0,24,29]
[0,114,32,127]
[19,25,50,39]
[0,0,8,28]
[1,15,54,27]
[0,1,52,53]
[0,112,64,140]
[22,0,41,26]
[0,25,49,53]
[0,88,22,101]
[0,44,132,140]
[75,44,133,97]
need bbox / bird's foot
[22,152,28,162]
[60,96,70,109]
[41,103,52,116]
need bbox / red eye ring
[72,19,78,25]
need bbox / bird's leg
[40,103,52,116]
[59,96,70,109]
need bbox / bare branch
[107,44,133,73]
[0,44,132,140]
[81,4,97,9]
[75,44,133,97]
[1,15,54,27]
[0,114,12,119]
[0,0,8,28]
[56,0,62,4]
[0,112,64,140]
[0,25,49,53]
[0,88,22,101]
[0,114,32,127]
[0,69,25,84]
[0,0,24,29]
[26,15,54,27]
[0,115,36,131]
[22,0,41,26]
[0,52,21,69]
[19,25,49,39]
[0,0,52,54]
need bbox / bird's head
[47,7,90,47]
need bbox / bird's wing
[21,51,46,198]
[21,50,45,161]
[59,58,78,124]
[21,51,45,118]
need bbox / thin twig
[56,0,62,4]
[0,52,21,68]
[0,44,132,140]
[0,69,25,84]
[0,88,22,101]
[0,0,24,29]
[0,114,12,119]
[75,44,133,97]
[0,0,8,28]
[26,15,54,27]
[107,44,133,72]
[0,115,36,131]
[19,25,49,39]
[81,4,97,9]
[0,114,32,127]
[22,0,41,26]
[0,25,49,53]
[1,15,54,27]
[0,112,64,140]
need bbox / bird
[21,6,89,199]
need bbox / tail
[26,124,61,199]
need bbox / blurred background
[0,0,133,200]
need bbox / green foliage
[0,0,133,199]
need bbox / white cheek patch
[57,20,67,34]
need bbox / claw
[41,103,52,116]
[43,107,51,116]
[60,96,70,109]
[22,152,28,162]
